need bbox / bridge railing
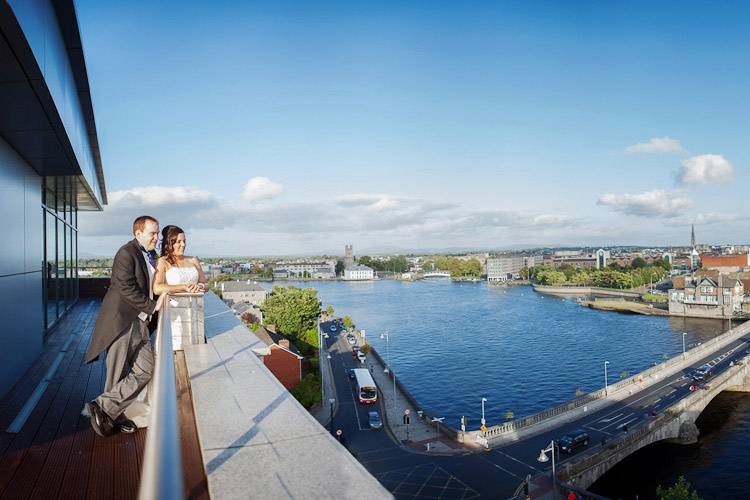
[480,320,750,443]
[558,357,748,484]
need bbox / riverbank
[581,299,669,316]
[533,284,642,298]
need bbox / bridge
[460,321,750,496]
[421,271,451,278]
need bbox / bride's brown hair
[160,225,185,265]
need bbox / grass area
[642,293,668,303]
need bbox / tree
[335,260,345,276]
[535,269,567,286]
[360,343,371,354]
[260,286,321,338]
[358,255,373,267]
[342,315,354,329]
[631,257,648,269]
[656,476,702,500]
[324,305,334,317]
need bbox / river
[284,279,748,498]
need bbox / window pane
[45,211,57,328]
[57,218,66,313]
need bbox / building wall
[701,254,749,271]
[263,347,301,389]
[0,137,43,399]
[223,290,267,306]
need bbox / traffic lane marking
[476,454,524,479]
[492,449,543,473]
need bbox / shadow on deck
[0,299,207,500]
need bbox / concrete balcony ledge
[182,292,390,499]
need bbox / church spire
[691,223,696,248]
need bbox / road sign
[480,425,487,433]
[404,409,411,415]
[336,429,342,436]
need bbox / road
[319,319,750,498]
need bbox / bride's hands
[185,283,203,293]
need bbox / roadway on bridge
[320,320,750,498]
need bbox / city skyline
[76,1,749,256]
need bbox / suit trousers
[96,319,154,420]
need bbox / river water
[286,279,748,498]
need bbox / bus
[353,368,378,404]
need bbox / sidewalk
[356,331,472,455]
[310,321,337,427]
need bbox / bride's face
[173,233,186,256]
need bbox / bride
[153,225,207,350]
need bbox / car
[368,411,383,429]
[347,369,355,380]
[357,351,366,363]
[691,364,713,381]
[347,336,357,346]
[558,430,589,453]
[330,325,337,331]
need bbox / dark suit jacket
[85,239,157,364]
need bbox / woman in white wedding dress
[153,225,207,350]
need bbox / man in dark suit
[84,215,165,437]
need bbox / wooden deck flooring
[0,299,207,500]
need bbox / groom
[84,215,165,436]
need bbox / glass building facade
[43,178,80,332]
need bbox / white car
[357,351,366,363]
[347,336,357,346]
[330,325,337,331]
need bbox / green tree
[260,286,322,339]
[656,476,702,500]
[335,260,345,276]
[631,257,648,269]
[358,255,373,267]
[290,373,322,409]
[342,315,354,329]
[535,269,567,285]
[324,305,334,316]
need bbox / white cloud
[625,137,686,154]
[676,154,734,185]
[242,177,284,201]
[597,189,692,217]
[78,185,221,237]
[336,193,400,212]
[664,212,743,227]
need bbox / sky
[75,0,750,257]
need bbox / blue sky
[76,0,749,256]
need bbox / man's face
[135,220,159,251]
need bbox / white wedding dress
[165,265,199,350]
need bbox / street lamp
[380,331,390,374]
[481,397,488,426]
[328,398,336,433]
[604,361,610,396]
[537,440,557,494]
[682,332,687,358]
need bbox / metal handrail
[138,295,185,500]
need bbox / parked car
[368,411,383,429]
[691,364,713,381]
[347,369,355,380]
[347,335,357,346]
[330,325,337,331]
[357,351,366,364]
[558,430,589,453]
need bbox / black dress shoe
[87,401,115,437]
[116,419,137,434]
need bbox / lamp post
[682,332,687,358]
[380,331,390,374]
[380,330,396,407]
[329,398,336,433]
[604,361,610,396]
[481,397,488,427]
[537,440,557,496]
